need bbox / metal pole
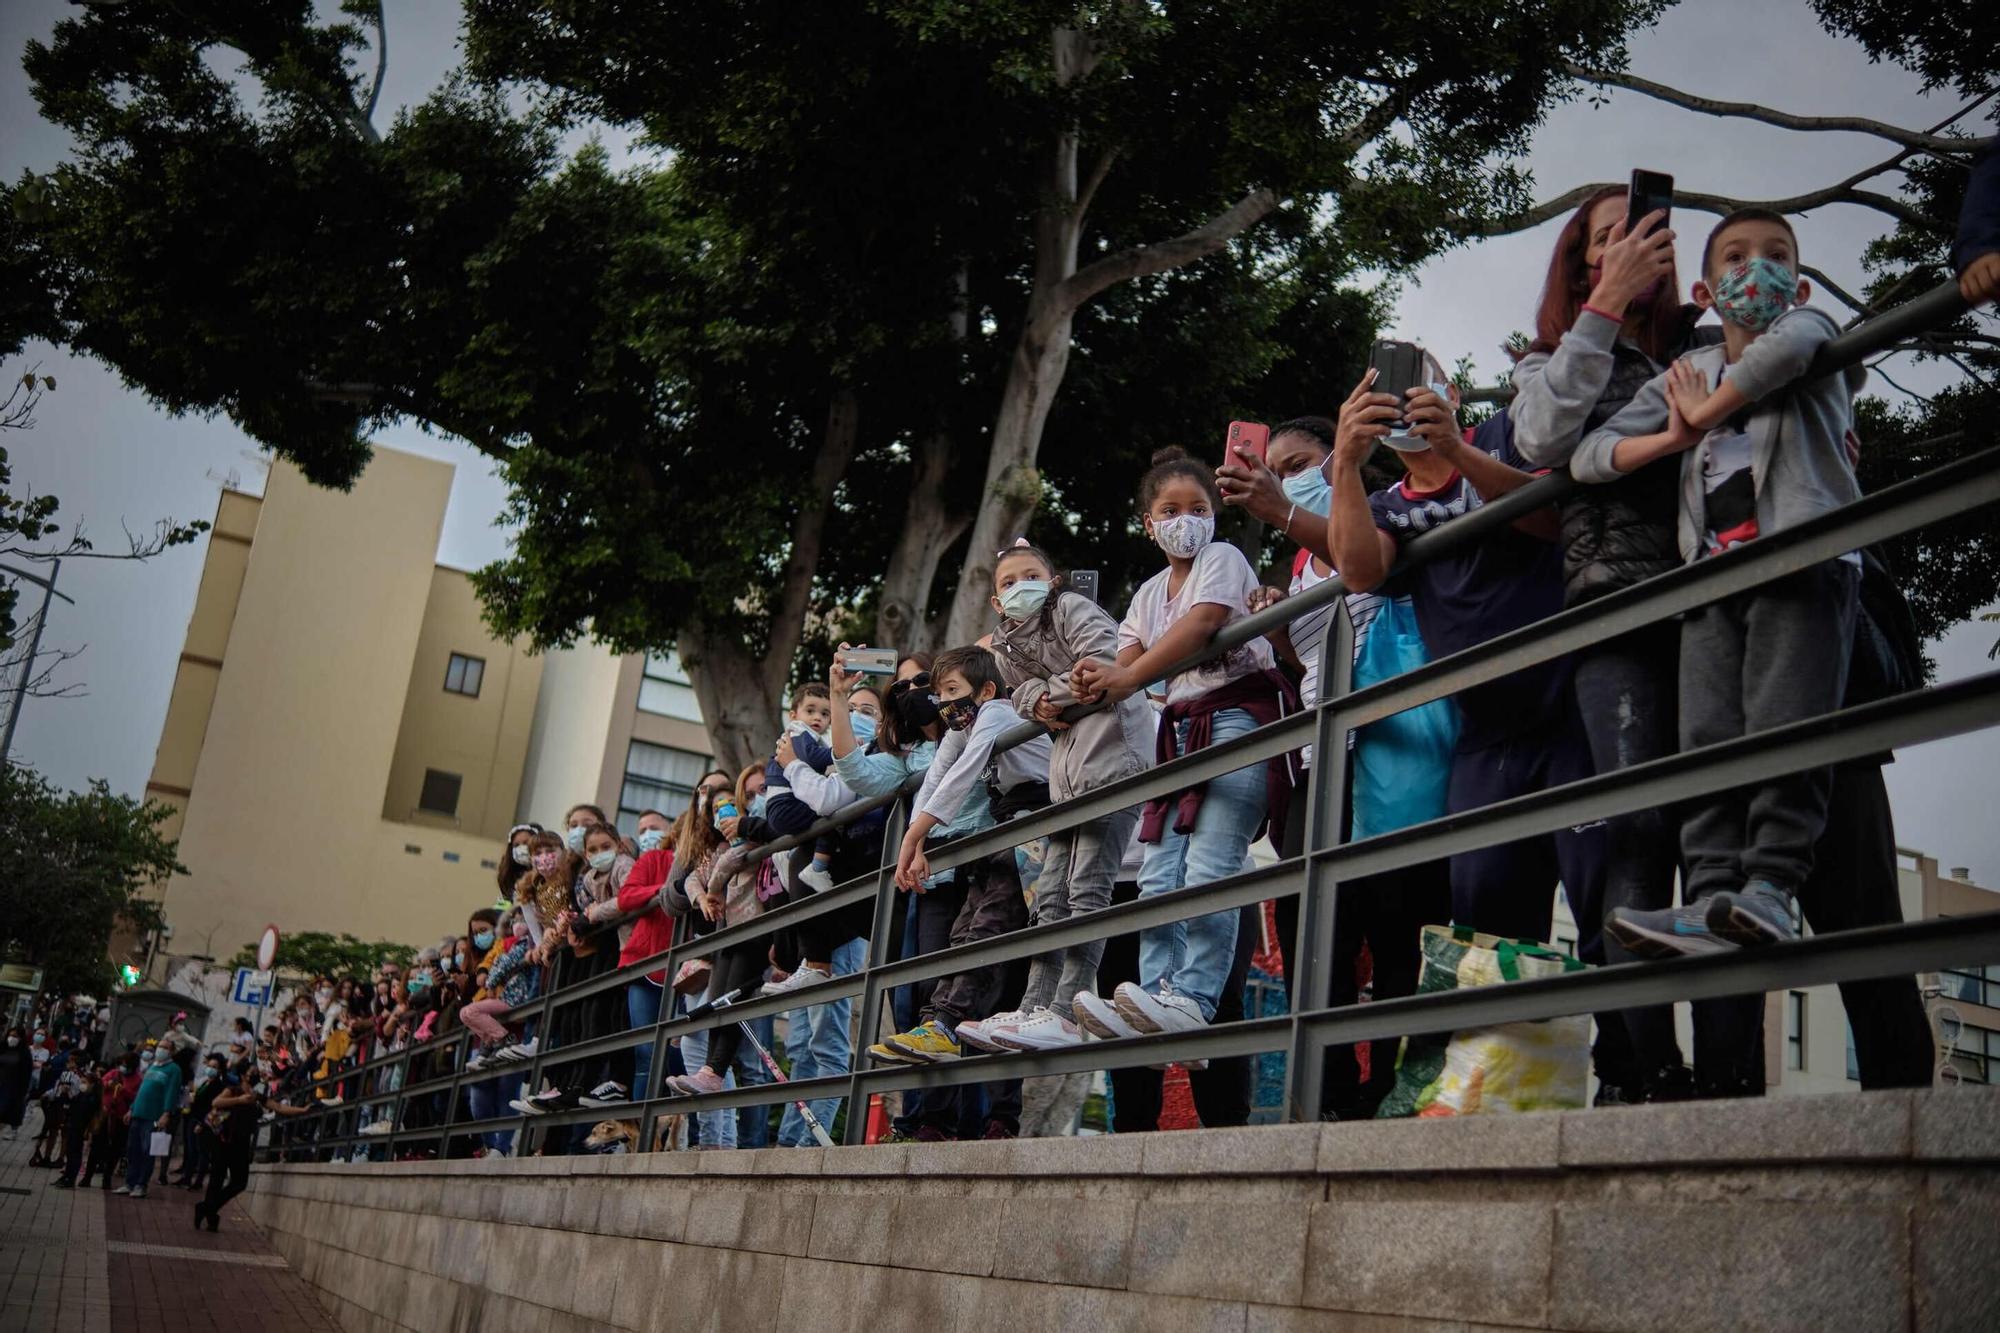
[844,799,907,1145]
[0,557,61,767]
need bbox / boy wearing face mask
[871,645,1052,1083]
[1579,209,1863,957]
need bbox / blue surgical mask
[850,712,878,746]
[588,849,617,873]
[636,828,666,853]
[1281,456,1333,517]
[748,793,768,819]
[564,826,587,853]
[408,973,432,994]
[473,930,494,951]
[998,579,1050,620]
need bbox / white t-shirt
[1118,541,1276,705]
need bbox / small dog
[582,1120,638,1154]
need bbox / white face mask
[511,843,532,867]
[6,1037,18,1048]
[1150,512,1214,559]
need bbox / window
[637,651,703,722]
[1940,964,1999,1010]
[1785,991,1807,1071]
[1945,1022,1998,1086]
[616,740,712,832]
[444,653,486,697]
[418,769,462,817]
[1845,1019,1860,1083]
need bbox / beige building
[143,447,716,968]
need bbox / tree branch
[1567,64,1997,154]
[1057,186,1280,310]
[1475,178,1946,238]
[1073,146,1118,225]
[762,387,861,695]
[361,1,387,128]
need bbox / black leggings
[700,944,770,1073]
[203,1148,251,1219]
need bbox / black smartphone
[1627,169,1673,239]
[1067,569,1100,605]
[1366,340,1425,430]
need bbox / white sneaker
[112,1185,132,1196]
[1113,983,1208,1035]
[758,964,832,999]
[358,1121,394,1136]
[798,862,836,893]
[463,1052,487,1072]
[494,1038,538,1063]
[993,1008,1084,1052]
[955,1010,1028,1054]
[1072,991,1142,1041]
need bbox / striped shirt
[1290,555,1385,767]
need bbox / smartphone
[1224,420,1270,469]
[1067,569,1100,605]
[1627,168,1673,239]
[842,646,899,676]
[1367,339,1426,430]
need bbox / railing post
[1284,602,1356,1123]
[637,922,681,1152]
[843,799,909,1145]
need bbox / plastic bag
[1350,597,1458,839]
[1376,925,1590,1118]
[149,1129,172,1157]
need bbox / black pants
[59,1108,92,1183]
[701,942,771,1074]
[203,1147,251,1219]
[1275,785,1451,1120]
[892,880,966,1138]
[1572,622,1687,1090]
[1694,761,1934,1094]
[1103,880,1257,1131]
[85,1119,122,1188]
[914,855,1026,1136]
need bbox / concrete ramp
[245,1086,1999,1333]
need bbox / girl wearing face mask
[495,823,542,911]
[962,540,1155,1052]
[563,803,610,857]
[517,829,581,954]
[1069,446,1296,1042]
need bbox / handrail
[267,278,1997,1158]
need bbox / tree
[0,765,183,996]
[222,930,415,982]
[9,1,1664,767]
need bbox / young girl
[461,920,540,1069]
[962,540,1153,1051]
[665,789,771,1098]
[1071,446,1295,1038]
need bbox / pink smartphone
[1225,420,1270,468]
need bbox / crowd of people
[11,169,1995,1173]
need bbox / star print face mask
[1710,257,1797,332]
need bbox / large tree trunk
[875,428,970,657]
[678,623,779,773]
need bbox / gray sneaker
[1606,896,1734,959]
[1707,881,1799,947]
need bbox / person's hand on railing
[1959,252,1999,308]
[696,890,725,922]
[1031,696,1071,731]
[1070,656,1136,706]
[583,900,618,925]
[895,828,932,892]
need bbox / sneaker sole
[991,1031,1083,1052]
[578,1098,629,1109]
[1605,912,1736,960]
[1114,987,1194,1035]
[885,1039,959,1064]
[1074,995,1140,1041]
[955,1027,1015,1054]
[866,1044,925,1067]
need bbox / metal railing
[265,280,2000,1160]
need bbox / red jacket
[617,848,676,983]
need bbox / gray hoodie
[1574,306,1864,563]
[990,591,1154,803]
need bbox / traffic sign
[231,968,275,1006]
[256,924,280,971]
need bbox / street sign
[256,924,280,972]
[231,968,275,1007]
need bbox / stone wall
[244,1087,2000,1333]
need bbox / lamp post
[0,558,77,767]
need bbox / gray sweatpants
[1678,560,1860,898]
[1019,806,1141,1020]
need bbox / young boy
[870,645,1051,1070]
[758,682,842,891]
[1575,209,1865,957]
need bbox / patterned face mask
[1709,257,1797,332]
[1150,512,1214,559]
[935,696,981,732]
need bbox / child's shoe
[758,964,832,998]
[1113,983,1208,1035]
[1607,897,1732,959]
[954,1010,1027,1054]
[992,1008,1083,1051]
[885,1020,960,1064]
[669,1067,726,1096]
[1073,991,1142,1041]
[798,861,837,893]
[1707,880,1800,947]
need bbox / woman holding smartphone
[1507,184,1701,1106]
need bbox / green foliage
[0,766,182,996]
[222,929,415,982]
[1810,0,1998,100]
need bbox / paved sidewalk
[0,1121,337,1332]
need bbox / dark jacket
[1955,148,2000,277]
[1510,305,1720,604]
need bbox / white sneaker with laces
[757,964,833,999]
[797,862,836,893]
[1113,983,1209,1035]
[993,1007,1084,1051]
[955,1010,1028,1054]
[1072,991,1142,1041]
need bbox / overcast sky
[4,1,1996,881]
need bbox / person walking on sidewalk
[119,1045,181,1199]
[196,1073,310,1232]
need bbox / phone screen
[1627,169,1673,238]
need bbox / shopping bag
[1350,597,1458,839]
[1375,925,1590,1118]
[149,1129,172,1157]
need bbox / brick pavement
[0,1119,338,1332]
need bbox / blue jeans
[627,979,665,1101]
[466,1073,521,1153]
[1137,708,1267,1020]
[778,935,863,1146]
[124,1115,154,1190]
[732,1016,773,1148]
